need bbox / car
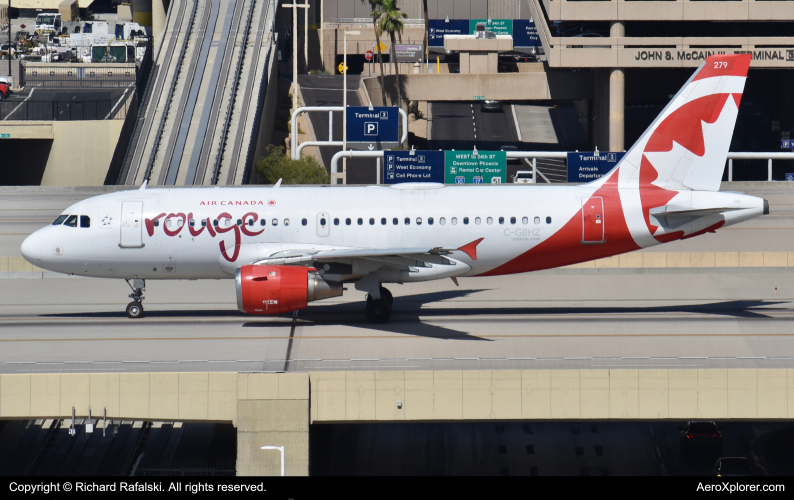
[713,457,753,477]
[0,82,10,100]
[679,421,723,456]
[512,170,534,184]
[482,100,502,112]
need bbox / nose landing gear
[125,279,145,319]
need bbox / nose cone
[21,232,42,265]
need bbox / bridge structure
[117,0,279,187]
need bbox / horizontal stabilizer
[649,205,743,218]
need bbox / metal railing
[25,65,137,88]
[0,98,130,120]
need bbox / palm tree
[374,0,407,110]
[365,0,388,105]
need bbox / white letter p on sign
[365,122,378,136]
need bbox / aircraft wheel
[365,299,391,324]
[126,301,144,319]
[379,286,393,306]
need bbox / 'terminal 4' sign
[345,106,400,150]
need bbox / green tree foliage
[255,145,330,185]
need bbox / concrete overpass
[0,369,792,475]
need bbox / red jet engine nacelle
[236,265,342,315]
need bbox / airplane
[21,54,767,323]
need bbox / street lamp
[261,445,285,476]
[282,1,310,115]
[341,29,360,185]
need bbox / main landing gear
[125,279,145,319]
[365,286,393,324]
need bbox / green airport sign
[444,150,507,184]
[469,19,513,36]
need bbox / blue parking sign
[786,173,794,181]
[783,140,793,149]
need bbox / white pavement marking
[105,83,134,120]
[3,87,34,121]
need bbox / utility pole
[282,2,309,115]
[8,1,11,80]
[304,0,308,70]
[342,30,360,184]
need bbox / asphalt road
[298,74,379,184]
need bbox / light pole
[282,2,310,115]
[261,445,285,476]
[341,29,360,185]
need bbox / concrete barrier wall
[310,369,794,422]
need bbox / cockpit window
[80,216,90,228]
[63,215,78,227]
[52,215,68,225]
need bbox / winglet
[457,238,483,260]
[274,178,282,188]
[139,180,147,190]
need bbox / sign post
[345,106,400,150]
[384,150,444,184]
[444,150,507,184]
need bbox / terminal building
[311,0,794,178]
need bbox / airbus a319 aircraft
[21,54,767,323]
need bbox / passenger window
[320,218,326,226]
[463,217,468,225]
[260,219,265,226]
[302,218,308,226]
[510,217,516,225]
[522,217,527,225]
[155,220,161,227]
[248,219,254,227]
[369,218,375,225]
[271,219,278,226]
[358,218,363,225]
[546,216,552,224]
[440,217,446,225]
[452,217,457,225]
[534,217,540,224]
[475,217,481,225]
[486,217,493,225]
[177,219,184,227]
[346,218,351,226]
[428,217,434,225]
[499,217,505,225]
[80,215,90,228]
[334,218,339,226]
[203,219,208,227]
[189,219,195,227]
[213,219,218,227]
[284,219,290,226]
[404,217,410,225]
[64,215,78,227]
[393,218,398,225]
[52,215,68,225]
[165,219,172,228]
[416,217,422,225]
[381,217,386,225]
[236,219,242,226]
[224,219,231,227]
